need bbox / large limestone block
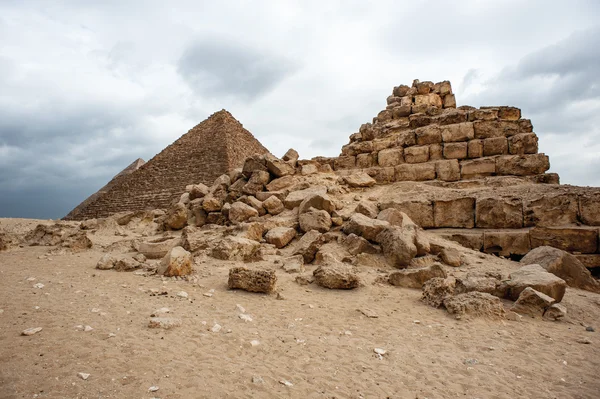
[299,209,332,233]
[511,287,555,318]
[313,264,360,289]
[443,94,456,109]
[164,202,188,230]
[228,267,276,293]
[263,195,285,215]
[455,276,507,298]
[483,230,531,256]
[344,233,379,255]
[293,230,324,263]
[376,226,418,268]
[482,137,508,156]
[523,194,579,227]
[497,106,521,120]
[343,172,377,188]
[157,246,193,277]
[397,131,417,147]
[211,237,261,261]
[579,193,600,226]
[284,186,327,209]
[476,197,523,228]
[395,163,436,181]
[505,264,567,302]
[435,109,467,125]
[377,208,406,226]
[391,105,411,118]
[378,148,404,167]
[266,175,297,192]
[298,193,335,214]
[435,160,460,182]
[408,113,433,129]
[96,254,116,270]
[473,120,521,139]
[265,227,297,248]
[379,199,434,228]
[367,166,395,183]
[508,133,538,155]
[229,202,259,224]
[443,142,468,159]
[460,158,496,179]
[430,228,483,251]
[404,146,430,163]
[521,246,600,293]
[334,156,356,170]
[242,155,268,178]
[282,148,299,164]
[189,184,209,200]
[415,125,442,145]
[496,154,550,176]
[139,237,182,259]
[356,153,376,168]
[468,109,498,121]
[389,264,446,288]
[467,139,484,158]
[440,122,474,142]
[343,213,390,242]
[433,198,475,228]
[355,201,379,219]
[429,143,443,160]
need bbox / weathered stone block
[519,119,533,132]
[468,109,498,121]
[377,109,392,123]
[579,193,600,226]
[393,85,410,97]
[333,156,356,170]
[505,264,567,302]
[496,154,549,176]
[397,131,417,147]
[435,109,467,125]
[476,197,523,228]
[415,125,442,145]
[356,153,376,168]
[416,81,434,94]
[508,133,538,155]
[389,264,446,288]
[344,172,377,187]
[434,197,475,228]
[430,228,483,251]
[392,105,411,118]
[408,113,432,129]
[530,227,598,254]
[483,230,531,256]
[498,106,521,120]
[404,145,430,163]
[460,158,496,179]
[395,163,436,182]
[443,94,456,108]
[467,139,484,158]
[440,122,474,142]
[414,93,442,108]
[523,194,579,227]
[483,137,508,156]
[373,138,395,152]
[378,148,404,167]
[473,120,521,139]
[379,199,434,228]
[343,213,389,242]
[428,143,443,161]
[436,159,460,182]
[366,166,395,183]
[443,142,468,159]
[228,267,276,293]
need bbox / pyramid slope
[64,110,269,220]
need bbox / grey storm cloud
[177,38,298,100]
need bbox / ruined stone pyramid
[64,110,269,220]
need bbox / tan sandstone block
[397,131,417,147]
[379,199,434,228]
[508,133,538,155]
[496,154,549,176]
[483,137,508,156]
[435,110,467,125]
[473,120,521,139]
[377,110,392,123]
[373,138,395,152]
[483,230,531,257]
[476,197,523,229]
[366,167,395,184]
[378,148,404,167]
[415,125,442,145]
[334,156,356,170]
[436,160,460,182]
[468,140,484,158]
[392,105,412,118]
[429,143,443,160]
[443,94,456,109]
[434,198,475,228]
[530,227,599,254]
[468,109,498,121]
[409,113,433,129]
[395,163,436,182]
[443,142,468,159]
[460,158,496,179]
[579,193,600,226]
[404,145,430,163]
[414,93,442,108]
[440,122,475,142]
[498,107,521,120]
[430,228,483,251]
[524,194,579,227]
[356,153,376,168]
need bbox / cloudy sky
[1,0,599,219]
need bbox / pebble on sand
[21,327,42,336]
[77,373,90,380]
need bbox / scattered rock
[576,338,592,344]
[279,380,294,387]
[33,283,45,289]
[377,226,417,268]
[505,264,567,302]
[114,257,140,272]
[229,202,259,224]
[443,292,506,319]
[282,255,305,273]
[164,202,188,230]
[293,230,324,263]
[21,327,43,336]
[148,386,160,392]
[148,317,182,329]
[421,277,456,308]
[355,201,378,218]
[343,172,376,188]
[252,376,265,384]
[543,303,567,321]
[511,287,555,317]
[389,264,446,288]
[295,274,315,286]
[359,308,379,318]
[265,227,296,248]
[157,246,193,277]
[228,267,277,293]
[138,237,181,259]
[211,237,261,261]
[440,248,462,267]
[177,291,189,299]
[344,233,379,255]
[454,276,507,298]
[299,209,332,233]
[344,213,389,242]
[298,193,335,214]
[96,254,116,270]
[211,323,222,333]
[313,263,360,289]
[263,196,285,215]
[77,372,90,381]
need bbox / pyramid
[64,110,269,220]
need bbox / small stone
[236,304,246,313]
[576,338,592,344]
[276,292,286,300]
[374,348,386,355]
[250,340,260,347]
[108,333,116,338]
[586,326,595,332]
[464,359,478,365]
[148,317,182,329]
[148,386,159,392]
[211,323,222,333]
[84,325,93,332]
[176,291,189,299]
[203,292,213,297]
[413,320,421,324]
[506,311,523,322]
[78,372,90,380]
[252,376,265,384]
[21,327,42,336]
[26,277,36,281]
[150,307,170,317]
[33,283,44,289]
[358,308,378,318]
[239,314,253,322]
[279,380,293,387]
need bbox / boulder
[376,226,417,268]
[505,264,567,302]
[229,202,259,224]
[96,254,116,270]
[164,202,188,230]
[282,255,304,273]
[293,230,324,263]
[298,194,335,214]
[355,201,378,219]
[376,208,405,226]
[313,264,360,289]
[343,172,377,188]
[343,213,389,242]
[454,276,507,298]
[440,248,462,267]
[211,237,261,261]
[266,175,297,192]
[243,196,266,216]
[299,209,332,233]
[263,196,285,215]
[157,246,193,276]
[282,148,299,164]
[228,267,276,293]
[202,195,223,213]
[265,227,296,249]
[114,257,141,272]
[284,186,328,209]
[138,237,181,259]
[189,184,209,200]
[265,154,295,177]
[443,292,506,319]
[232,222,265,242]
[510,287,555,318]
[389,264,446,288]
[521,246,600,293]
[344,233,379,255]
[242,155,268,178]
[421,277,456,308]
[543,303,567,321]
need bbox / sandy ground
[1,217,600,399]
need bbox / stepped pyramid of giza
[64,110,269,220]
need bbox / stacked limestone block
[325,80,550,184]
